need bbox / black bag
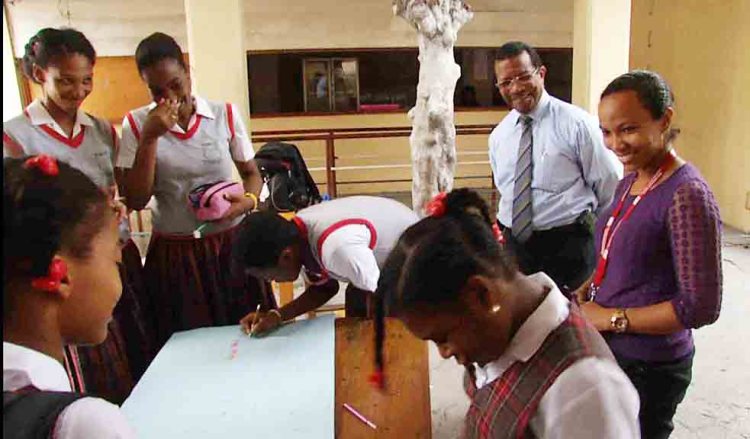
[3,390,86,438]
[254,142,322,212]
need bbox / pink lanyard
[588,150,676,300]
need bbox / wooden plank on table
[335,318,431,438]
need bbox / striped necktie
[512,115,534,243]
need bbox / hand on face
[141,98,180,141]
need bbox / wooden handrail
[251,124,495,137]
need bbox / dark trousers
[498,212,596,295]
[616,352,694,439]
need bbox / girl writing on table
[373,189,640,438]
[3,156,136,438]
[3,27,152,403]
[578,70,722,439]
[233,195,419,335]
[117,32,275,347]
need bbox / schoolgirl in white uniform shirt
[3,156,136,438]
[117,32,275,348]
[233,195,419,335]
[3,27,153,404]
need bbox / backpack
[3,389,86,439]
[253,142,322,213]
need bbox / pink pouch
[188,180,245,222]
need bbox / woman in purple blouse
[576,70,723,439]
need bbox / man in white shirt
[489,41,622,295]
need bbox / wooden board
[335,318,431,438]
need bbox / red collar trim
[24,110,86,148]
[169,115,203,140]
[292,216,309,239]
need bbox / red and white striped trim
[226,102,236,142]
[126,112,140,141]
[316,219,377,271]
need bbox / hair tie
[24,154,59,176]
[31,259,67,292]
[368,367,385,389]
[425,192,448,217]
[492,223,506,245]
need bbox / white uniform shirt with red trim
[117,96,254,235]
[294,196,419,291]
[3,100,118,191]
[3,342,136,439]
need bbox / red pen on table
[343,403,377,430]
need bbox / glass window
[304,59,331,112]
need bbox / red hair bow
[24,155,59,176]
[31,259,67,292]
[425,192,448,217]
[368,368,385,389]
[492,223,505,245]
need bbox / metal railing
[250,124,496,199]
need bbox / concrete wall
[630,0,750,232]
[5,0,186,57]
[7,0,573,57]
[243,0,573,50]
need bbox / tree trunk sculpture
[393,0,473,215]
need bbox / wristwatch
[610,308,629,333]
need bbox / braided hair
[372,188,516,387]
[21,28,96,83]
[3,156,110,314]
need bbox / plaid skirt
[68,239,155,404]
[144,225,276,348]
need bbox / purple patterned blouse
[593,163,723,362]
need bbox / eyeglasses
[495,67,540,89]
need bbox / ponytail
[371,188,514,389]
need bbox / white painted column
[183,0,250,121]
[572,0,631,115]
